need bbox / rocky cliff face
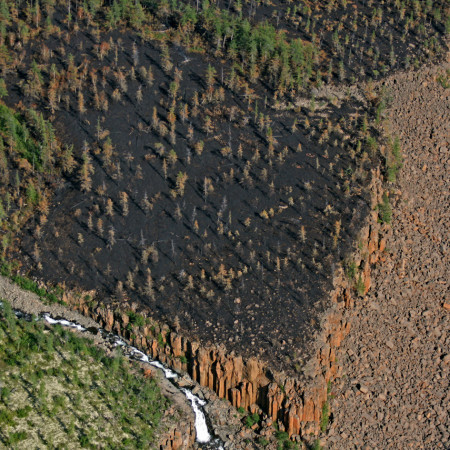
[62,166,388,442]
[158,422,196,450]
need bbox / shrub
[245,412,260,428]
[0,386,11,403]
[320,401,330,432]
[366,135,377,155]
[0,409,15,426]
[377,193,392,224]
[345,261,357,280]
[79,434,90,447]
[16,405,32,418]
[355,275,365,296]
[275,430,289,441]
[386,136,402,182]
[7,431,27,444]
[127,311,145,327]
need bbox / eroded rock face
[61,165,388,441]
[159,424,195,450]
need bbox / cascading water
[3,304,223,448]
[181,389,211,443]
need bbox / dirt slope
[326,62,450,448]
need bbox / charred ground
[0,0,447,375]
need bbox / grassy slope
[0,300,169,449]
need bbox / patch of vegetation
[0,261,65,305]
[0,300,169,448]
[377,193,392,224]
[12,273,64,304]
[275,430,300,449]
[275,431,289,441]
[320,400,330,433]
[345,260,358,280]
[437,69,450,89]
[355,274,365,297]
[385,136,403,182]
[126,310,146,327]
[0,100,65,269]
[245,412,260,428]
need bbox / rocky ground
[326,62,450,448]
[0,276,100,329]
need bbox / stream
[7,305,224,448]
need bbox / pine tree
[167,107,176,126]
[144,269,154,299]
[87,212,93,230]
[132,42,139,66]
[0,78,8,98]
[102,137,114,166]
[176,172,188,196]
[62,144,76,173]
[136,85,143,103]
[162,158,168,179]
[204,116,213,135]
[106,198,114,216]
[79,145,94,192]
[0,199,6,225]
[205,64,216,101]
[179,103,189,123]
[300,225,306,243]
[161,44,173,73]
[194,141,204,155]
[120,192,129,216]
[107,227,116,249]
[126,271,135,290]
[146,66,154,85]
[141,192,152,213]
[97,218,104,237]
[191,92,199,117]
[151,107,159,130]
[78,91,86,115]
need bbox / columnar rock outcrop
[63,166,388,440]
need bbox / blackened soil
[4,7,380,375]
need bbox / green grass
[0,300,169,448]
